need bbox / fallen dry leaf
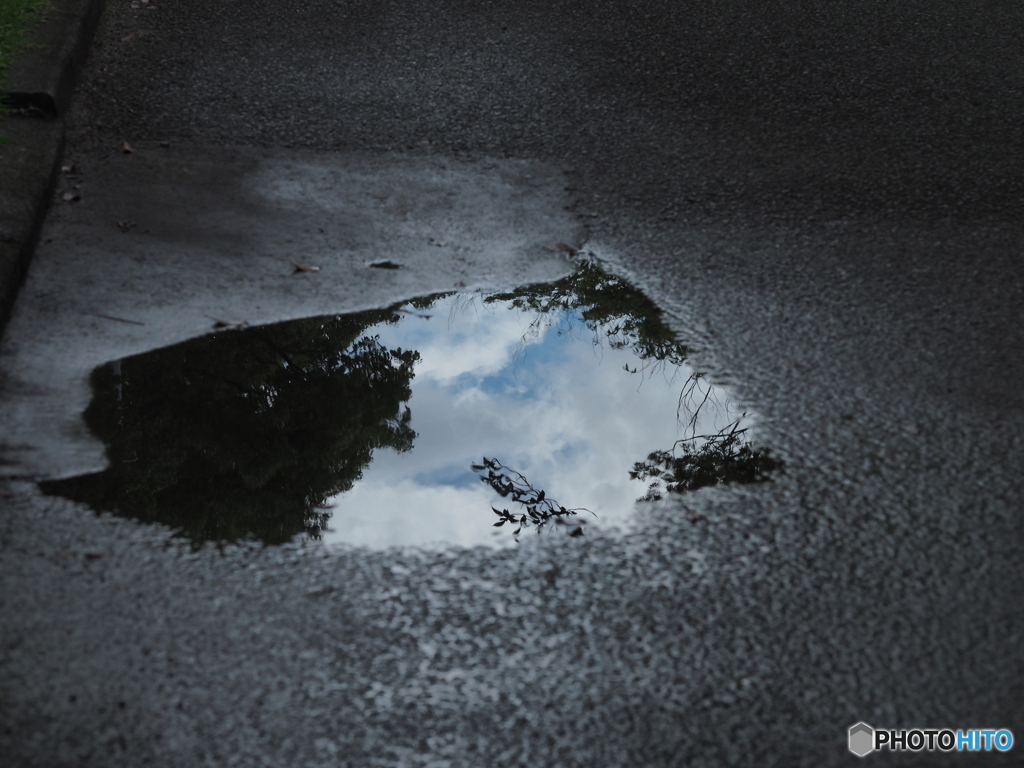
[62,191,81,202]
[543,242,578,255]
[120,140,133,154]
[121,32,138,43]
[292,263,321,273]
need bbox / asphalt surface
[2,0,1024,766]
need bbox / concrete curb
[0,117,65,337]
[2,0,106,117]
[0,0,105,340]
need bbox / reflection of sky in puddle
[325,295,739,549]
[40,262,774,550]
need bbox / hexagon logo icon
[849,722,875,757]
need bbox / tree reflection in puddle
[40,261,780,548]
[41,309,422,545]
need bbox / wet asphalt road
[2,0,1024,766]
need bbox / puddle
[40,261,779,548]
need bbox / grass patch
[0,0,51,83]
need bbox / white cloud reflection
[323,295,739,550]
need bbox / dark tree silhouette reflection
[473,457,591,540]
[484,260,781,516]
[486,259,693,369]
[41,311,420,545]
[629,422,781,502]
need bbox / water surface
[41,262,778,548]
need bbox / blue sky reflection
[323,294,740,550]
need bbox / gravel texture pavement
[2,0,1023,766]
